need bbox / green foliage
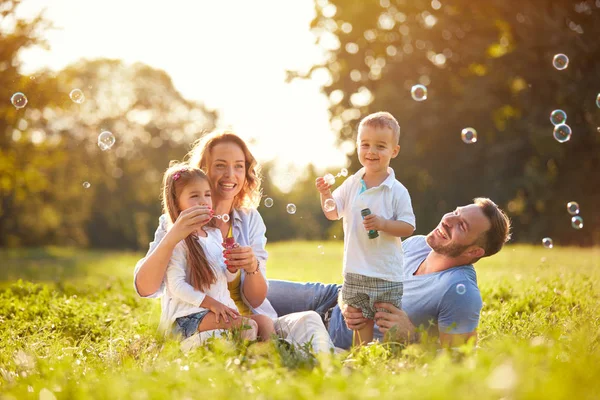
[1,244,600,399]
[0,1,217,249]
[301,0,600,245]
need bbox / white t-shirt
[159,227,237,332]
[332,167,416,282]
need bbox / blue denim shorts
[175,311,210,338]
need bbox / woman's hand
[222,245,259,274]
[168,205,212,242]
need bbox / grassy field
[1,242,600,399]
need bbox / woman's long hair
[161,162,216,292]
[186,129,262,209]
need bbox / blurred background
[0,0,599,250]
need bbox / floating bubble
[566,201,580,215]
[323,198,336,212]
[411,84,428,101]
[596,93,600,108]
[11,92,27,109]
[461,127,478,144]
[542,237,553,249]
[69,89,85,104]
[317,244,324,255]
[553,124,571,143]
[571,216,583,230]
[550,109,567,126]
[98,131,116,151]
[286,203,297,214]
[552,53,569,70]
[456,283,466,295]
[83,182,91,189]
[323,173,335,186]
[264,197,274,208]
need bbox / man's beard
[426,231,471,258]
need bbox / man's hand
[341,303,368,330]
[315,177,332,195]
[362,214,386,231]
[374,302,417,342]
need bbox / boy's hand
[315,177,332,195]
[362,214,386,231]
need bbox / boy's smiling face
[357,126,400,174]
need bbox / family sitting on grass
[133,111,511,353]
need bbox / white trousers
[180,311,333,354]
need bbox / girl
[135,130,334,353]
[159,162,275,341]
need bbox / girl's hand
[315,177,332,195]
[223,245,259,274]
[208,301,240,324]
[169,205,212,242]
[363,214,386,231]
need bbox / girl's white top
[134,208,277,319]
[159,227,238,333]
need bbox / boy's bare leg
[353,319,375,346]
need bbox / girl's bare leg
[198,313,258,340]
[249,314,276,341]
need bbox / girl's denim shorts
[174,310,210,338]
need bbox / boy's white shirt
[159,227,238,333]
[332,167,416,282]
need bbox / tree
[299,0,600,245]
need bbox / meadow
[1,242,599,399]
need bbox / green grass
[1,242,599,399]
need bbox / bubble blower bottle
[224,237,237,273]
[360,208,379,239]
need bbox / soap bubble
[340,168,348,177]
[98,131,116,151]
[542,237,553,249]
[83,182,91,189]
[11,92,27,109]
[550,109,567,126]
[571,216,583,230]
[566,201,579,215]
[69,89,85,104]
[221,214,230,223]
[456,283,466,295]
[552,53,569,70]
[286,203,297,214]
[596,93,600,108]
[323,198,336,212]
[323,173,335,186]
[410,84,428,101]
[461,127,478,144]
[264,198,274,208]
[553,124,571,143]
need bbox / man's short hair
[473,197,511,261]
[358,111,401,144]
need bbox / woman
[134,130,334,352]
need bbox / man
[266,197,511,348]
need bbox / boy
[315,111,416,345]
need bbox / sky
[16,0,350,190]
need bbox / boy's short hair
[358,111,401,144]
